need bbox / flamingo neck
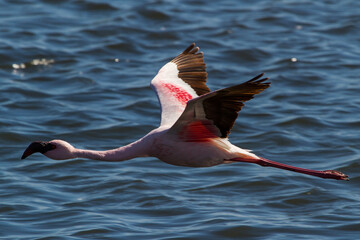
[73,140,149,162]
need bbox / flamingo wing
[169,73,271,142]
[151,43,210,127]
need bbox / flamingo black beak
[21,141,56,159]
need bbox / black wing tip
[170,43,210,96]
[248,73,271,85]
[183,43,200,55]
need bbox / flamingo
[22,43,348,180]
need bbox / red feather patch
[180,120,218,142]
[163,83,193,105]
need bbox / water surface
[1,0,359,239]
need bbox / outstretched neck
[73,140,149,162]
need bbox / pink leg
[230,157,349,180]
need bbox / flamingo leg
[230,157,349,180]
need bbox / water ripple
[1,0,359,239]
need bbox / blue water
[1,0,359,239]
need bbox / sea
[1,0,359,239]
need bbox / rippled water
[1,0,359,239]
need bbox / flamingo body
[22,43,348,181]
[145,127,256,167]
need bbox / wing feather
[151,43,210,127]
[169,73,270,141]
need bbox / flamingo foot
[322,170,349,181]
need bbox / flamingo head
[21,139,75,160]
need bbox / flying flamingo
[22,43,348,180]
